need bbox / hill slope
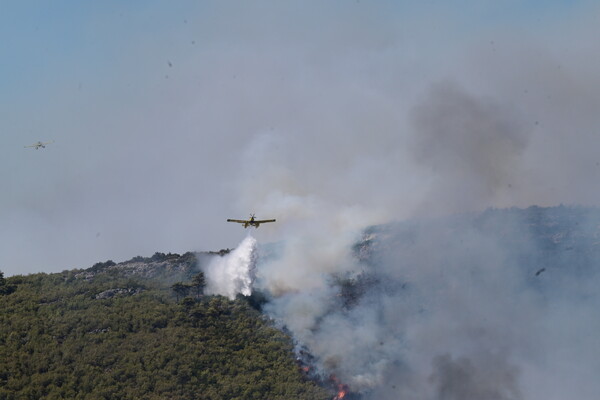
[0,254,330,400]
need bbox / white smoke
[255,209,600,399]
[202,234,257,300]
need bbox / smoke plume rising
[254,208,600,399]
[409,81,532,215]
[232,41,600,395]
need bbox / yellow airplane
[227,214,276,228]
[25,140,54,150]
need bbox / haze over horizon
[2,1,600,276]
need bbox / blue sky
[1,0,599,276]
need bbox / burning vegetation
[297,347,361,399]
[266,206,600,399]
[330,375,350,399]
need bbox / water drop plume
[203,234,257,299]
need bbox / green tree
[171,282,190,302]
[190,273,206,299]
[0,261,331,399]
[0,270,15,295]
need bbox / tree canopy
[0,266,330,399]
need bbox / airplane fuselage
[227,215,276,229]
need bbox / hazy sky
[2,1,600,276]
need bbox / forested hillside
[0,254,330,400]
[4,205,598,399]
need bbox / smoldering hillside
[254,205,600,400]
[236,66,600,399]
[225,15,600,396]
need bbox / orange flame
[333,388,348,399]
[330,374,350,400]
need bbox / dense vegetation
[0,261,330,399]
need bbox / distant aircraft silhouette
[25,141,54,150]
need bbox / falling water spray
[202,234,258,299]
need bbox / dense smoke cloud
[409,81,532,215]
[254,208,600,399]
[429,353,522,400]
[215,4,600,398]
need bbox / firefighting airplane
[25,141,54,150]
[227,214,276,228]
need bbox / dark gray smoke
[430,353,522,400]
[410,82,532,215]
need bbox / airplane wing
[227,219,249,223]
[254,219,276,223]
